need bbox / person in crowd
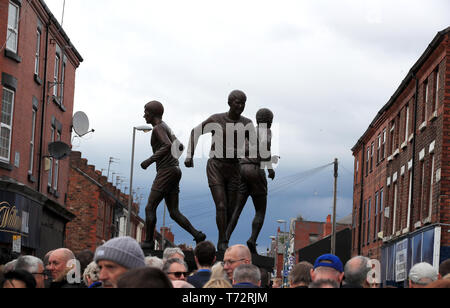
[223,244,252,281]
[163,258,189,282]
[259,267,270,288]
[94,236,146,288]
[47,248,82,288]
[3,259,17,273]
[232,264,261,288]
[271,277,282,288]
[83,261,101,288]
[310,254,344,286]
[116,267,173,288]
[210,261,227,280]
[439,258,450,279]
[289,261,313,288]
[14,255,46,289]
[1,269,36,288]
[163,247,185,261]
[187,241,216,288]
[424,278,450,288]
[145,256,164,270]
[76,249,94,278]
[172,280,195,288]
[203,277,233,288]
[342,256,371,288]
[309,279,340,288]
[408,262,438,288]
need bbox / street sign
[12,235,21,253]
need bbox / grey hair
[83,261,100,286]
[344,256,370,286]
[233,264,261,285]
[162,258,188,274]
[14,256,44,274]
[145,256,164,270]
[163,247,185,261]
[3,259,17,273]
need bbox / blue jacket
[187,269,212,288]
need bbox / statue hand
[141,160,150,170]
[268,169,276,180]
[184,158,194,168]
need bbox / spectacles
[168,272,188,278]
[222,258,246,266]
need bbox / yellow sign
[0,201,22,234]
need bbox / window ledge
[34,74,42,85]
[52,96,66,112]
[401,141,408,150]
[27,173,36,183]
[419,122,427,132]
[387,155,393,162]
[429,111,438,122]
[393,149,400,157]
[0,161,13,171]
[409,134,414,143]
[5,49,22,63]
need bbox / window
[422,80,428,123]
[362,200,366,247]
[434,68,439,112]
[53,54,60,97]
[365,147,370,176]
[48,127,55,187]
[374,192,378,241]
[53,132,61,190]
[377,134,381,164]
[370,142,374,172]
[34,29,41,75]
[428,154,435,219]
[60,61,66,104]
[0,88,15,161]
[28,108,37,174]
[367,198,371,244]
[378,189,384,234]
[382,129,386,160]
[405,105,410,143]
[389,122,395,155]
[392,183,398,235]
[7,2,20,53]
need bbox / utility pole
[331,158,338,255]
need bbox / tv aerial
[72,111,95,137]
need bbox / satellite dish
[72,111,90,136]
[48,141,71,160]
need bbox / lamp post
[127,125,152,237]
[277,219,288,288]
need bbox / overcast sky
[44,0,449,253]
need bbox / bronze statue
[141,101,206,250]
[226,108,276,254]
[185,90,256,251]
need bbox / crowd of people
[1,236,449,288]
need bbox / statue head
[144,101,164,124]
[256,108,274,127]
[228,90,247,118]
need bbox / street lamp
[277,219,288,288]
[127,125,152,237]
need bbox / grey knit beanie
[94,236,146,269]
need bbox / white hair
[15,256,44,274]
[145,256,164,270]
[163,247,185,260]
[83,261,100,286]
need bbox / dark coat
[187,270,212,288]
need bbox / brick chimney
[323,215,332,237]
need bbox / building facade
[352,27,450,286]
[65,152,145,254]
[0,0,82,258]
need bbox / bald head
[145,101,164,117]
[223,245,252,281]
[48,248,76,282]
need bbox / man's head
[145,256,164,270]
[256,108,274,127]
[162,258,189,282]
[144,101,164,124]
[233,264,261,286]
[194,241,216,269]
[223,245,252,281]
[289,261,313,288]
[94,236,146,288]
[409,262,438,288]
[439,258,450,279]
[117,267,173,288]
[311,254,344,284]
[163,247,185,262]
[14,255,46,288]
[228,90,247,117]
[344,256,371,287]
[47,248,76,282]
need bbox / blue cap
[314,254,343,273]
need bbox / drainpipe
[37,22,50,194]
[358,142,365,256]
[409,73,419,230]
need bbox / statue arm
[185,117,213,167]
[141,126,172,169]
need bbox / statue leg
[165,193,206,243]
[143,190,165,249]
[209,185,229,251]
[247,194,267,254]
[225,192,249,241]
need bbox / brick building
[352,27,450,286]
[65,151,146,254]
[0,0,82,258]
